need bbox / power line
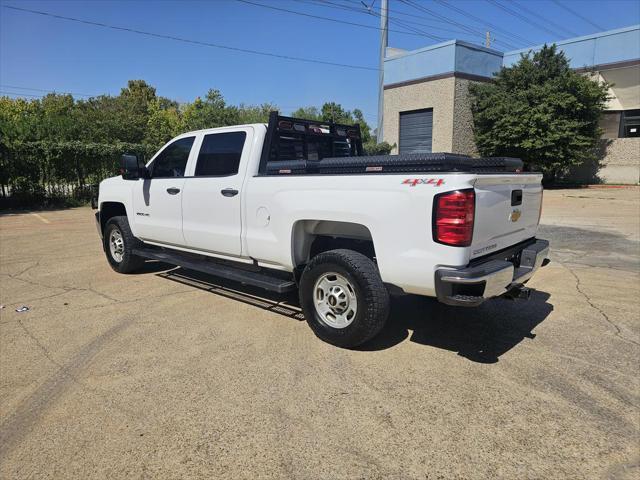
[0,84,96,97]
[387,0,480,35]
[386,15,488,38]
[388,16,446,41]
[341,0,451,42]
[0,90,44,98]
[340,0,478,35]
[398,0,488,44]
[347,0,464,44]
[296,0,483,37]
[431,0,531,47]
[235,0,443,39]
[399,0,521,49]
[485,0,570,39]
[3,5,379,72]
[511,0,579,37]
[399,0,518,47]
[550,0,605,31]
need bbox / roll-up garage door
[399,109,433,154]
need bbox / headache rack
[258,111,523,176]
[258,111,364,175]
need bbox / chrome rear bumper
[435,239,550,307]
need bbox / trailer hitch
[503,284,531,301]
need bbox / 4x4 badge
[402,178,445,187]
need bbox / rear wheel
[103,216,144,273]
[299,249,390,348]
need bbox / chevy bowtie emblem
[510,209,522,222]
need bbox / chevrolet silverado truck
[94,112,549,347]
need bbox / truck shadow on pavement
[156,266,553,363]
[359,291,554,363]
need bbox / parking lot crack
[1,271,119,303]
[561,262,640,348]
[16,318,79,379]
[11,260,41,278]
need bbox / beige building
[382,27,640,184]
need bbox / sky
[1,0,639,126]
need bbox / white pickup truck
[94,112,549,347]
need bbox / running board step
[133,248,297,293]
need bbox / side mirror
[120,154,145,180]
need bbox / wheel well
[100,202,127,233]
[292,220,376,268]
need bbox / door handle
[221,188,239,197]
[166,187,181,195]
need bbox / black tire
[299,249,390,348]
[103,216,144,273]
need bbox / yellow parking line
[30,213,51,224]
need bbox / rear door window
[195,132,247,176]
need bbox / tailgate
[470,174,543,259]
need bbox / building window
[620,109,640,138]
[600,111,621,139]
[399,108,433,154]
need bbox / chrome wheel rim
[109,228,124,263]
[313,272,358,329]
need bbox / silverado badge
[510,209,522,222]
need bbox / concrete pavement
[0,188,638,479]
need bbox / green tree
[117,79,158,143]
[0,96,41,143]
[74,95,126,143]
[237,103,279,124]
[291,103,372,141]
[39,93,75,141]
[470,44,610,182]
[181,89,238,131]
[352,109,371,143]
[290,106,321,121]
[144,100,181,150]
[321,102,352,123]
[0,96,42,197]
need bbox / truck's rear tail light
[433,189,475,247]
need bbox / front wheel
[299,249,390,348]
[103,216,144,273]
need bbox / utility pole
[377,0,388,144]
[485,31,491,48]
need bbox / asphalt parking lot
[1,188,638,479]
